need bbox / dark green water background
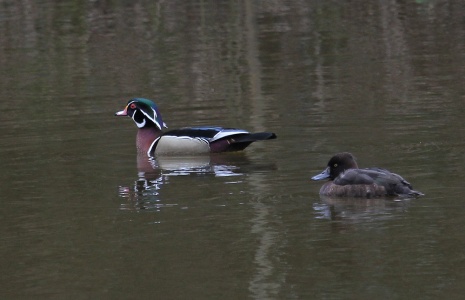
[1,1,465,299]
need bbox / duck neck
[136,125,162,155]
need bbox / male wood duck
[311,152,423,198]
[115,98,277,156]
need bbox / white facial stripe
[140,108,162,130]
[135,117,146,128]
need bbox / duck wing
[162,127,249,141]
[334,168,420,196]
[333,169,380,185]
[158,126,276,153]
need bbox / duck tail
[210,132,276,152]
[231,132,277,143]
[409,190,424,197]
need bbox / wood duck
[115,98,277,156]
[311,152,424,198]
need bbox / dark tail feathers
[232,132,277,143]
[210,132,276,152]
[408,190,424,197]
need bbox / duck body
[312,152,423,198]
[116,98,276,156]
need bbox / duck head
[312,152,359,181]
[115,98,167,130]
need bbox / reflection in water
[313,196,411,223]
[118,175,167,211]
[142,155,242,177]
[3,1,465,299]
[248,200,284,299]
[118,154,245,211]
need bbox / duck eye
[334,163,338,167]
[130,103,137,109]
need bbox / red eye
[130,103,137,109]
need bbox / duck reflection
[137,154,244,177]
[313,196,411,222]
[118,153,250,211]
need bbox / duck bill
[115,106,128,116]
[311,167,330,181]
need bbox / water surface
[1,1,465,299]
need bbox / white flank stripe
[211,130,248,142]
